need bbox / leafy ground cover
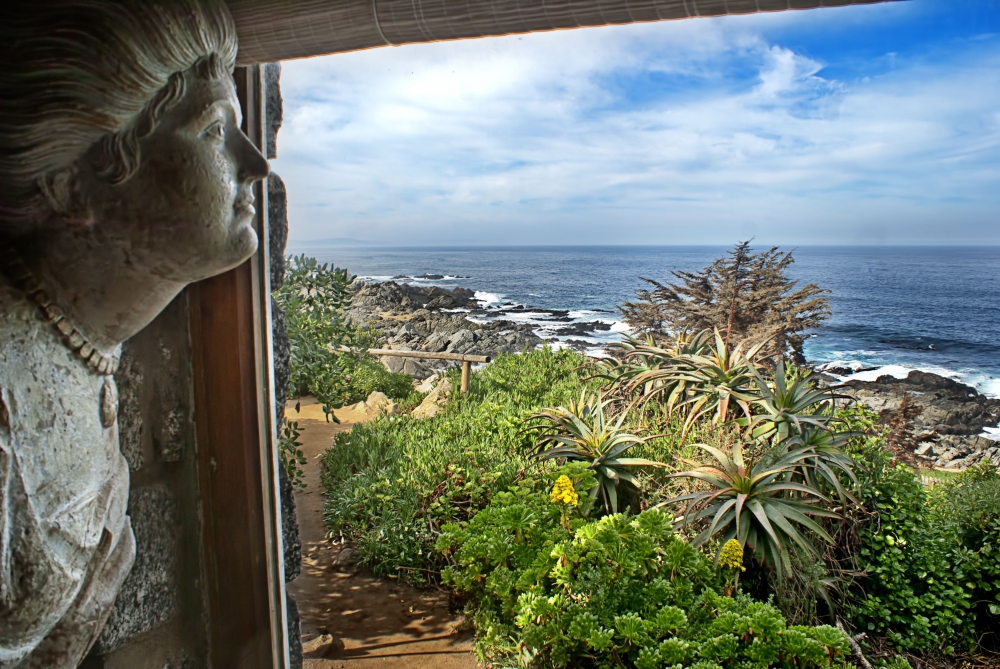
[274,254,422,415]
[838,406,1000,657]
[318,338,1000,668]
[438,471,854,668]
[320,346,589,584]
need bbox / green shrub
[320,346,589,584]
[839,406,1000,654]
[278,420,306,489]
[526,391,665,515]
[274,255,355,414]
[275,255,421,414]
[437,472,853,668]
[337,352,422,405]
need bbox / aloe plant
[661,441,842,581]
[738,360,836,442]
[596,330,712,411]
[633,329,766,439]
[526,392,665,514]
[738,360,859,505]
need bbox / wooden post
[188,65,288,669]
[337,346,488,393]
[461,361,471,394]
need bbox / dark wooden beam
[190,65,288,669]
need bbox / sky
[271,0,1000,246]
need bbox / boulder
[414,373,440,393]
[446,329,476,353]
[411,378,452,420]
[401,358,433,379]
[840,370,1000,470]
[333,391,398,423]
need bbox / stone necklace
[1,246,120,428]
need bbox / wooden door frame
[189,65,289,669]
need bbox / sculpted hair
[0,0,238,233]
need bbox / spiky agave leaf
[738,359,840,442]
[660,441,841,581]
[736,360,860,505]
[524,391,665,514]
[633,329,767,440]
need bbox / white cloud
[270,7,1000,245]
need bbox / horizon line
[286,241,1000,249]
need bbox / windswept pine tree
[620,241,830,362]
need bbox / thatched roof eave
[228,0,897,65]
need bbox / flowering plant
[719,538,745,596]
[437,475,852,668]
[550,475,579,507]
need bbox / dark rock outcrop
[346,281,543,379]
[840,370,1000,469]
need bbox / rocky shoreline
[836,370,1000,469]
[346,280,1000,469]
[345,280,614,378]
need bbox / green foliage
[525,392,665,514]
[839,406,1000,654]
[274,255,421,414]
[627,340,858,587]
[740,360,836,443]
[320,346,589,584]
[599,329,765,441]
[336,348,423,406]
[619,241,830,361]
[437,476,853,668]
[739,361,858,507]
[664,441,841,581]
[278,419,306,489]
[274,255,355,418]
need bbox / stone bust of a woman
[0,2,268,666]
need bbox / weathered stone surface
[287,592,302,669]
[265,62,283,160]
[401,357,432,378]
[346,281,545,379]
[83,293,208,667]
[268,173,288,291]
[115,341,145,471]
[841,370,1000,469]
[92,486,178,655]
[412,378,453,420]
[0,272,135,669]
[272,296,291,412]
[333,391,399,423]
[280,464,302,582]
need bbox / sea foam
[842,364,1000,399]
[474,291,503,305]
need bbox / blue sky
[271,0,1000,245]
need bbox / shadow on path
[285,397,478,669]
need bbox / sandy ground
[285,397,478,669]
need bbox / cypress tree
[620,241,830,362]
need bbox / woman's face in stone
[81,71,270,282]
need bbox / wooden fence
[340,346,490,393]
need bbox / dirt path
[285,398,478,668]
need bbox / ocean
[286,244,1000,399]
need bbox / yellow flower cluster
[550,475,579,507]
[719,539,746,572]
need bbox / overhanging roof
[229,0,896,64]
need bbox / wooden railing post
[336,346,488,395]
[461,361,471,394]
